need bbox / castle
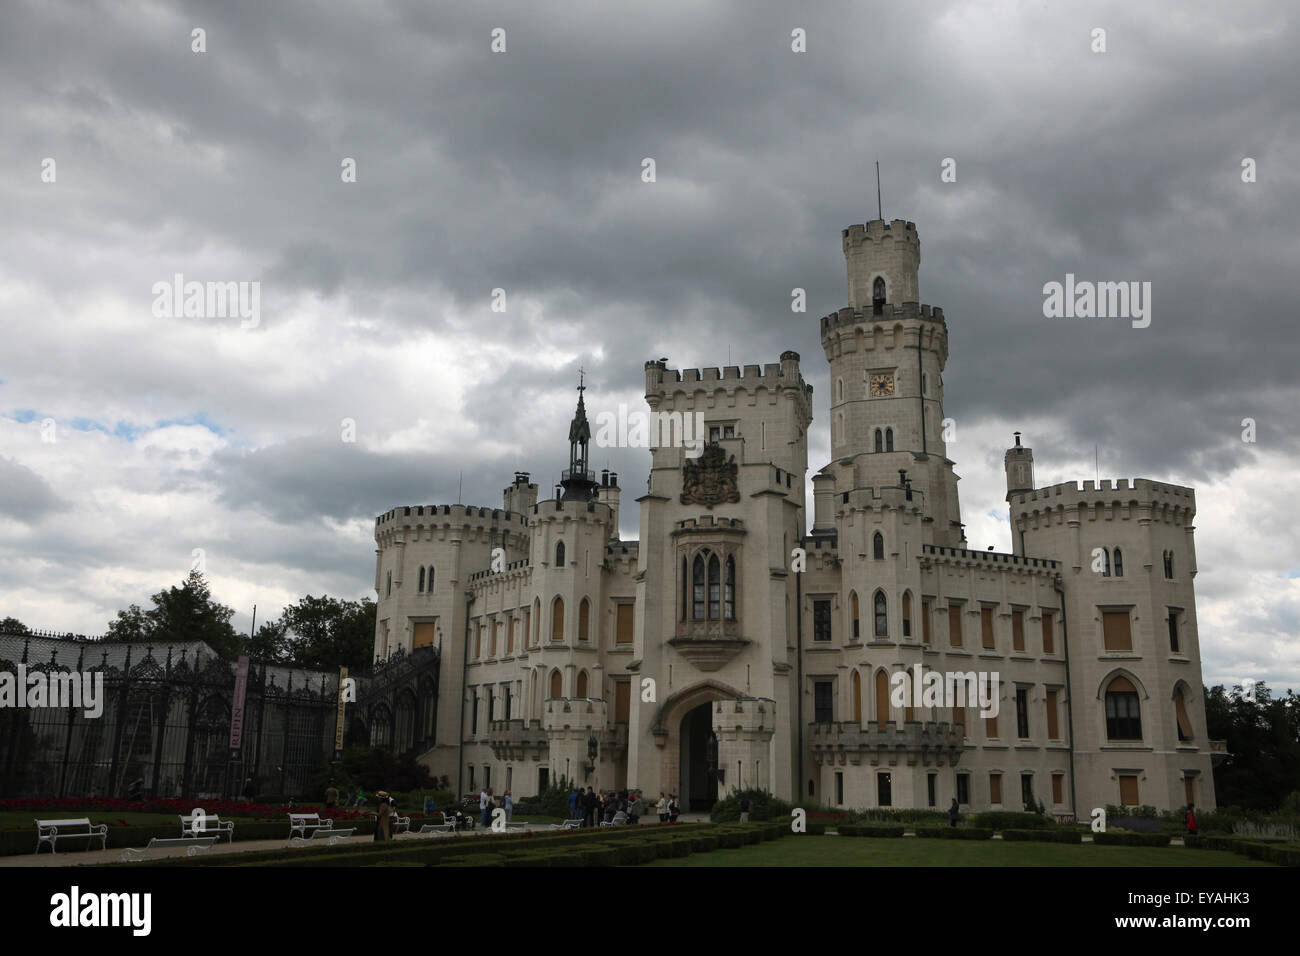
[370,217,1217,816]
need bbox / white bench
[121,836,218,861]
[35,818,108,855]
[179,814,235,842]
[549,819,584,831]
[288,812,356,841]
[443,811,474,832]
[377,813,411,835]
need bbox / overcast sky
[1,0,1296,692]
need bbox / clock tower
[819,218,965,546]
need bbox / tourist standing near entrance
[657,792,668,823]
[948,798,960,827]
[738,794,751,824]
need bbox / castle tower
[820,219,964,546]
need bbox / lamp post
[585,733,597,780]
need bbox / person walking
[503,790,514,824]
[948,797,960,828]
[1185,803,1199,837]
[657,792,669,823]
[738,794,751,824]
[375,790,392,842]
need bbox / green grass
[644,836,1271,867]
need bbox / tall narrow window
[902,592,912,637]
[813,600,832,642]
[981,607,995,649]
[851,591,860,640]
[418,567,425,592]
[1012,609,1025,652]
[852,670,862,724]
[1041,610,1055,655]
[874,429,883,453]
[616,603,634,645]
[1100,547,1111,577]
[551,597,564,642]
[1046,689,1059,739]
[873,532,885,560]
[922,599,932,645]
[386,572,392,597]
[555,540,565,567]
[576,671,588,698]
[873,590,888,638]
[1016,688,1030,739]
[1105,677,1142,740]
[578,598,590,642]
[1168,610,1180,653]
[873,276,886,315]
[948,604,963,647]
[707,554,720,620]
[682,557,688,621]
[1174,687,1193,741]
[532,598,540,645]
[1163,551,1174,579]
[1102,610,1133,652]
[885,428,894,452]
[724,556,736,620]
[875,669,889,727]
[814,681,833,723]
[692,555,706,620]
[549,669,562,698]
[427,566,435,591]
[1113,547,1124,577]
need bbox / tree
[101,572,243,659]
[0,617,28,634]
[279,595,376,672]
[245,619,290,662]
[1205,682,1300,810]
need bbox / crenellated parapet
[644,352,813,423]
[1010,478,1196,527]
[920,543,1059,575]
[374,503,529,548]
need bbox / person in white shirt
[656,792,669,823]
[480,788,491,828]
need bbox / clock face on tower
[869,372,895,397]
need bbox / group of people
[568,786,652,826]
[479,787,514,828]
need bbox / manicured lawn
[644,835,1271,867]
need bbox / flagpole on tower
[876,160,883,221]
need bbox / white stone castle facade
[371,217,1217,816]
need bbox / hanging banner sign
[334,667,349,752]
[229,655,250,749]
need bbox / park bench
[35,818,108,855]
[442,811,475,832]
[549,819,583,831]
[179,814,235,842]
[121,836,218,861]
[288,812,356,841]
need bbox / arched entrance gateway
[652,679,752,811]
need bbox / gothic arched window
[873,532,885,560]
[875,429,884,453]
[1113,548,1124,577]
[555,540,565,567]
[874,590,888,638]
[873,276,886,315]
[1101,548,1111,577]
[427,566,435,592]
[1105,677,1142,740]
[708,554,721,620]
[885,428,894,452]
[724,556,736,620]
[692,555,706,620]
[682,557,689,621]
[418,567,425,592]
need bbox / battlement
[639,353,800,395]
[838,484,925,513]
[468,558,532,584]
[675,515,746,532]
[530,498,615,525]
[375,503,528,534]
[921,543,1059,573]
[820,302,946,337]
[1011,478,1196,518]
[842,219,919,246]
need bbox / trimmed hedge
[914,827,994,840]
[1000,828,1082,844]
[1092,831,1170,847]
[971,811,1052,830]
[837,824,905,838]
[1184,834,1300,866]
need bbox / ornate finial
[577,367,586,394]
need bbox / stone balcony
[668,618,750,671]
[486,719,549,762]
[808,719,966,768]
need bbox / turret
[842,219,921,312]
[1004,433,1035,499]
[598,469,621,539]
